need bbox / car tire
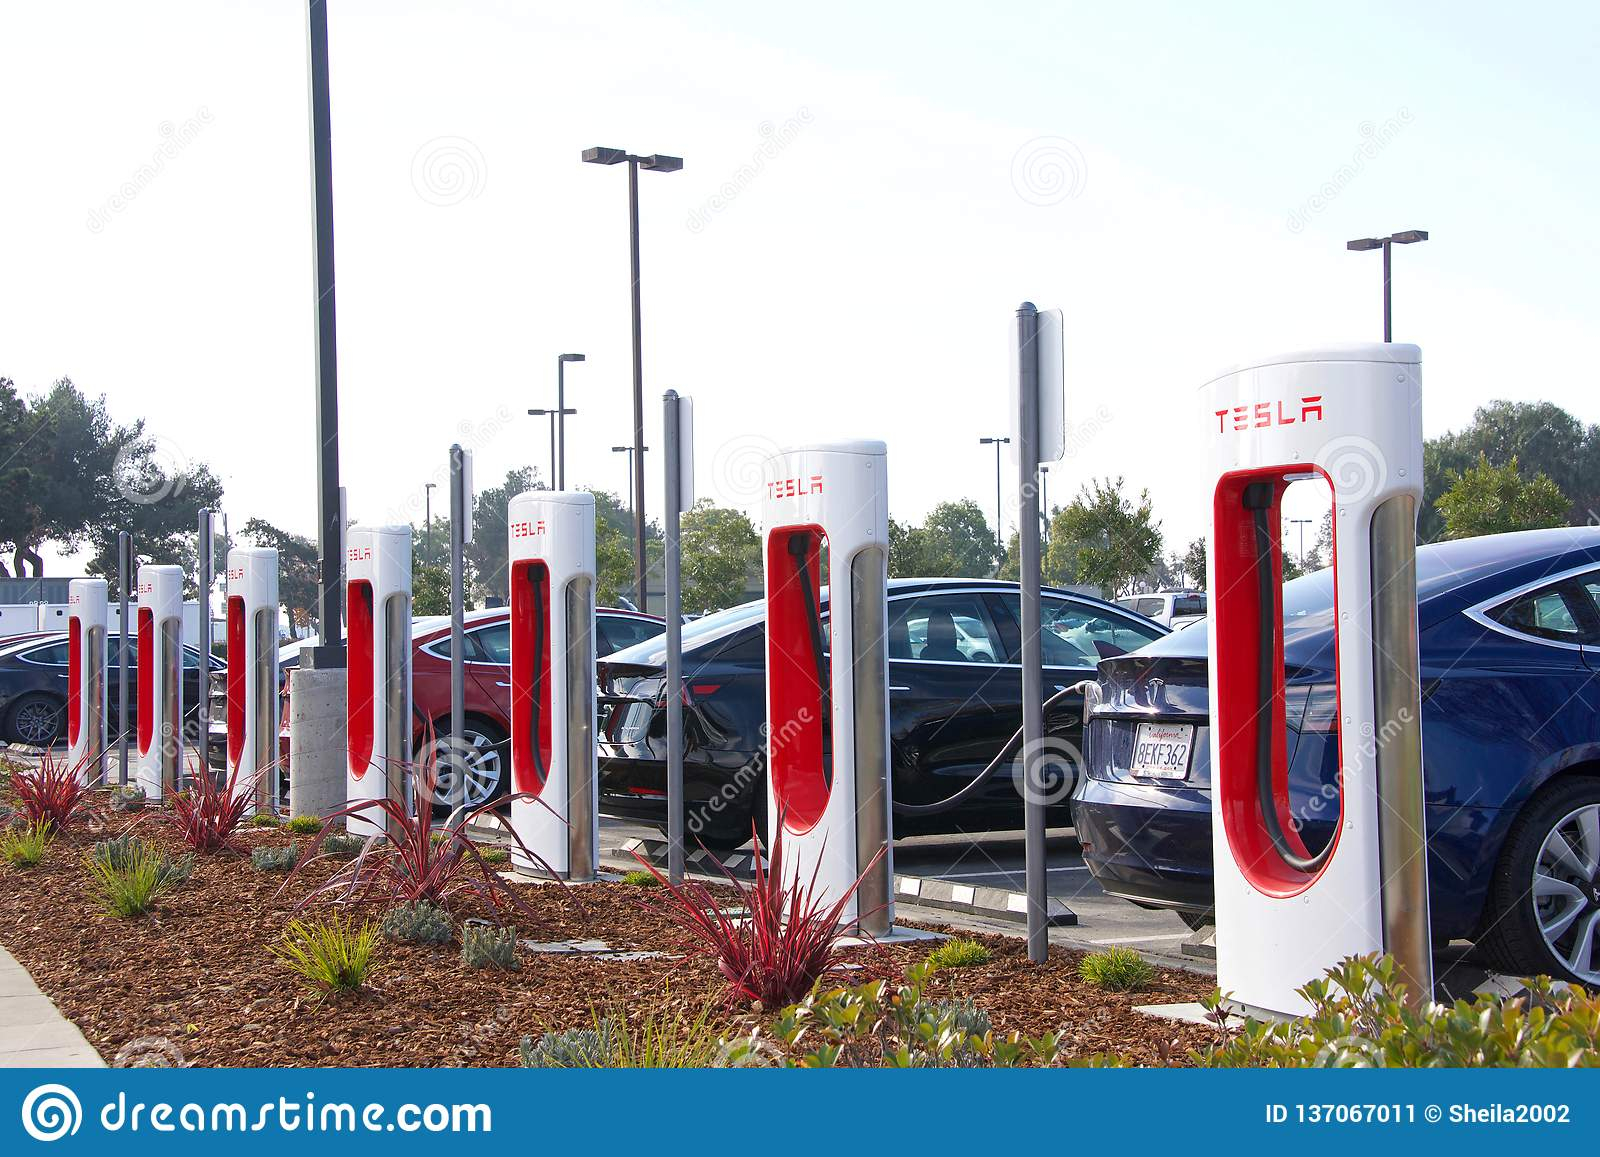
[1476,774,1600,986]
[425,717,510,814]
[6,693,64,747]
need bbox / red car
[212,606,664,809]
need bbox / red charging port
[765,525,830,834]
[226,596,246,770]
[137,608,154,756]
[510,560,552,797]
[346,580,374,779]
[67,617,81,748]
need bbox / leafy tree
[678,501,759,614]
[889,518,931,578]
[413,562,450,616]
[463,466,539,604]
[919,499,1001,577]
[1050,477,1162,598]
[1435,454,1570,540]
[1182,538,1207,590]
[238,519,320,632]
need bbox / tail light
[650,680,722,707]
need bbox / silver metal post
[196,509,213,787]
[117,532,130,786]
[449,445,466,776]
[1016,302,1048,964]
[663,390,685,885]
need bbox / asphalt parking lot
[596,817,1207,971]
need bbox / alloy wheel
[1532,802,1600,984]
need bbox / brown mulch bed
[0,791,1217,1067]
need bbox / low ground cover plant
[251,845,299,873]
[251,813,282,828]
[86,837,190,917]
[621,868,659,887]
[926,938,992,970]
[0,820,52,868]
[520,998,722,1067]
[461,924,519,970]
[382,900,454,945]
[321,832,364,857]
[285,815,323,835]
[271,914,380,997]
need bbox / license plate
[1129,722,1194,779]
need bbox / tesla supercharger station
[762,441,894,936]
[1204,343,1431,1017]
[506,491,598,881]
[67,578,109,783]
[346,526,412,840]
[135,564,185,801]
[226,547,279,814]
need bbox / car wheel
[426,719,510,813]
[1477,775,1600,985]
[6,693,64,747]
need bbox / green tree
[897,499,999,578]
[678,500,759,613]
[413,562,450,615]
[1435,454,1570,540]
[1050,477,1162,598]
[888,518,931,578]
[463,466,539,604]
[1182,537,1207,590]
[587,489,642,607]
[238,519,320,633]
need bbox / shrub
[321,833,365,857]
[636,821,883,1008]
[251,813,282,829]
[1078,947,1156,992]
[926,938,992,970]
[460,924,519,971]
[1194,955,1600,1068]
[285,815,323,835]
[109,784,146,813]
[720,963,1061,1068]
[86,840,187,917]
[92,834,192,888]
[480,847,510,866]
[271,914,380,997]
[169,767,254,853]
[251,845,300,873]
[518,999,721,1068]
[382,900,454,945]
[11,750,92,829]
[621,868,659,887]
[285,748,548,917]
[1,820,53,868]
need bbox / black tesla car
[596,578,1167,849]
[0,631,220,747]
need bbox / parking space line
[1085,931,1192,946]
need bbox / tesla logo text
[138,582,153,595]
[347,546,372,562]
[767,474,823,500]
[227,567,244,581]
[1214,395,1323,434]
[510,519,547,538]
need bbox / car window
[1135,597,1165,618]
[20,641,69,666]
[888,594,1002,664]
[470,623,511,663]
[426,630,487,662]
[1490,584,1586,644]
[1043,598,1165,665]
[600,616,661,656]
[1171,595,1205,617]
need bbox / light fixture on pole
[529,407,576,490]
[611,445,647,509]
[424,482,437,558]
[556,354,585,489]
[1346,230,1428,342]
[979,436,1010,565]
[582,145,684,608]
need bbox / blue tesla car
[1076,526,1600,985]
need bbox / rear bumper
[1074,776,1215,914]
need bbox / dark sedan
[1076,526,1600,985]
[0,631,221,747]
[595,578,1167,849]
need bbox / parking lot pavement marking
[1086,932,1195,946]
[932,865,1089,880]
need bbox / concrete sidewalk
[0,948,103,1067]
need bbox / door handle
[889,685,911,693]
[495,681,510,689]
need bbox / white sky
[4,0,1598,574]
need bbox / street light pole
[529,408,575,489]
[1289,518,1314,567]
[1040,464,1050,549]
[979,436,1010,567]
[424,482,436,559]
[582,146,683,610]
[556,354,585,489]
[1347,230,1429,342]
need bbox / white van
[1116,589,1206,630]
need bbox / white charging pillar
[345,526,412,840]
[67,578,109,783]
[762,441,893,935]
[135,564,185,801]
[226,547,279,814]
[507,491,598,880]
[1204,343,1430,1016]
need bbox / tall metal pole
[557,359,567,490]
[196,509,213,785]
[628,158,647,609]
[993,441,1004,560]
[117,531,131,786]
[547,414,556,487]
[663,391,685,884]
[1016,302,1048,964]
[306,0,343,670]
[424,482,435,558]
[1382,239,1393,343]
[448,446,466,758]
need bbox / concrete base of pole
[288,666,346,820]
